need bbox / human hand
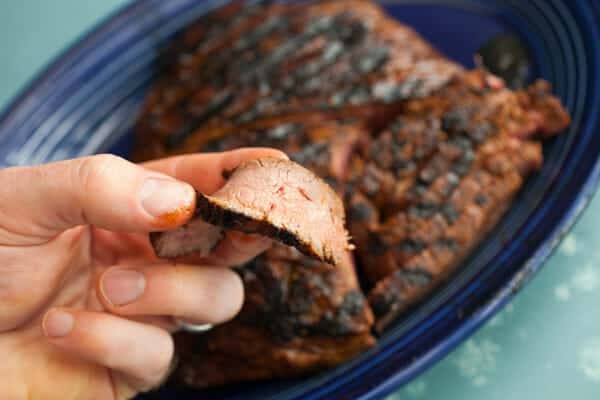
[0,148,285,400]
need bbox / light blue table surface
[1,2,599,399]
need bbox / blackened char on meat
[151,157,351,265]
[132,0,571,389]
[355,71,569,330]
[133,0,460,162]
[174,244,374,387]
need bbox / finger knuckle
[77,154,126,192]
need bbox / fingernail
[101,269,146,306]
[43,310,74,338]
[139,177,195,218]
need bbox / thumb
[0,154,195,243]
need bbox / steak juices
[134,0,570,387]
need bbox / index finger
[142,148,288,194]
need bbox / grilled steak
[151,157,351,265]
[174,244,374,387]
[133,0,571,388]
[356,72,569,330]
[133,0,460,162]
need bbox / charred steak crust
[133,0,571,389]
[173,244,375,388]
[351,71,569,330]
[195,192,335,263]
[151,157,352,265]
[133,0,460,162]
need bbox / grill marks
[358,72,564,329]
[173,244,375,388]
[134,0,460,161]
[238,246,373,341]
[232,16,369,124]
[165,10,375,147]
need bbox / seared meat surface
[133,0,460,161]
[174,244,374,387]
[133,0,570,388]
[151,157,351,265]
[353,72,569,330]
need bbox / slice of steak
[151,157,351,265]
[360,72,568,330]
[172,244,375,387]
[366,134,548,331]
[352,69,567,284]
[133,0,460,162]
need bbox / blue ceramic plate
[1,1,599,399]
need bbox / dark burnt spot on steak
[413,182,428,197]
[470,121,494,143]
[448,135,472,151]
[310,290,368,336]
[452,159,473,177]
[349,201,373,222]
[442,108,471,134]
[440,203,459,224]
[369,285,401,317]
[393,159,416,175]
[340,290,367,316]
[395,267,433,287]
[408,202,438,219]
[436,237,459,252]
[367,231,388,256]
[395,238,425,254]
[356,46,390,74]
[474,193,488,206]
[276,228,304,250]
[418,166,437,185]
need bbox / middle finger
[96,264,244,325]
